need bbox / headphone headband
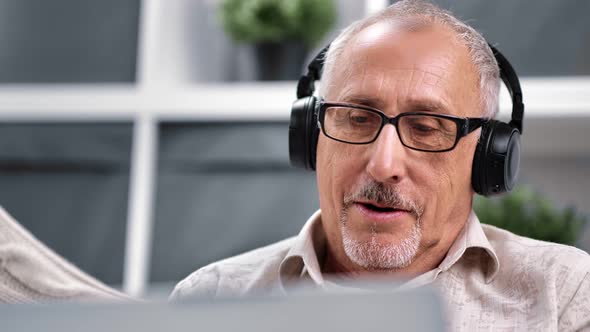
[489,45,524,133]
[296,46,329,99]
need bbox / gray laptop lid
[0,289,445,332]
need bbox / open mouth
[354,201,411,223]
[359,202,401,213]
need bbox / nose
[366,124,408,184]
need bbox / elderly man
[172,0,590,330]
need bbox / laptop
[0,287,446,331]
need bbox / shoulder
[170,236,297,300]
[482,224,590,300]
[482,223,590,270]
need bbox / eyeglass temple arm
[464,118,489,136]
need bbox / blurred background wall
[0,0,588,298]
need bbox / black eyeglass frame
[317,101,489,153]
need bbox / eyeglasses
[318,102,489,152]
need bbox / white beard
[341,216,422,270]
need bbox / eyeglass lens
[323,106,458,151]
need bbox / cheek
[431,149,474,193]
[413,138,477,211]
[411,154,453,207]
[316,137,367,214]
[316,137,339,217]
[452,135,479,189]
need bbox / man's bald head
[321,0,500,118]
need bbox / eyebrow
[338,95,453,115]
[405,99,451,114]
[338,95,386,110]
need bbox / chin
[341,223,422,270]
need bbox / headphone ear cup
[289,96,318,170]
[309,113,320,170]
[472,120,521,196]
[472,121,492,195]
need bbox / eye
[411,123,437,133]
[408,118,440,133]
[350,114,369,123]
[347,109,378,126]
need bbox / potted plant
[219,0,336,81]
[474,186,587,246]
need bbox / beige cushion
[0,207,133,303]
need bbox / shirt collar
[279,210,326,289]
[438,210,500,283]
[279,209,500,290]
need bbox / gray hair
[320,0,500,118]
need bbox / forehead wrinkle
[405,88,455,115]
[422,72,443,87]
[329,47,457,114]
[376,68,386,96]
[406,67,421,107]
[343,66,447,94]
[330,45,448,86]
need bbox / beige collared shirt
[171,210,590,331]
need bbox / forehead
[327,21,480,116]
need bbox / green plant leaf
[219,0,336,46]
[474,186,587,246]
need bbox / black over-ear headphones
[288,44,524,197]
